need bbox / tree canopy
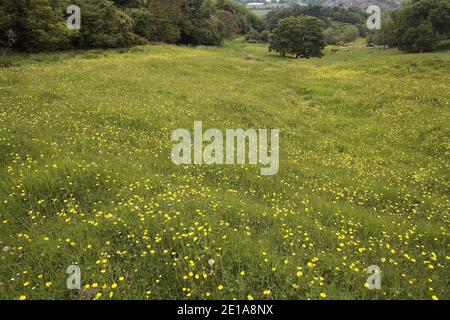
[369,0,450,52]
[269,16,326,59]
[0,0,262,52]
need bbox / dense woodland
[0,0,264,52]
[0,0,449,55]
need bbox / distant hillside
[236,0,403,10]
[302,0,403,10]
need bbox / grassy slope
[0,42,449,300]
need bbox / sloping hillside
[236,0,403,10]
[1,42,449,300]
[304,0,403,9]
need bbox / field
[0,41,449,300]
[250,9,272,17]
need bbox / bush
[269,16,326,59]
[258,30,270,43]
[245,29,270,43]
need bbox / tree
[371,18,397,48]
[0,2,14,51]
[266,4,366,31]
[0,0,146,52]
[341,25,359,44]
[1,0,72,52]
[69,0,146,49]
[0,0,233,52]
[179,0,224,46]
[216,0,265,34]
[269,16,326,59]
[215,10,239,38]
[127,0,183,43]
[392,0,450,53]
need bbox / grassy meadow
[0,41,449,300]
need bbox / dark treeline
[267,4,368,31]
[0,0,264,52]
[265,4,368,45]
[368,0,450,53]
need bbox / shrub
[245,29,270,43]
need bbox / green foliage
[0,0,146,52]
[215,10,240,38]
[391,0,450,53]
[0,5,13,48]
[69,0,146,49]
[190,16,225,46]
[0,0,72,52]
[126,1,182,43]
[341,25,360,44]
[369,18,398,47]
[245,29,270,43]
[2,0,257,52]
[269,16,326,58]
[267,4,366,31]
[258,30,270,43]
[325,24,360,45]
[179,0,225,45]
[217,0,266,34]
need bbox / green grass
[0,41,449,300]
[250,9,272,17]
